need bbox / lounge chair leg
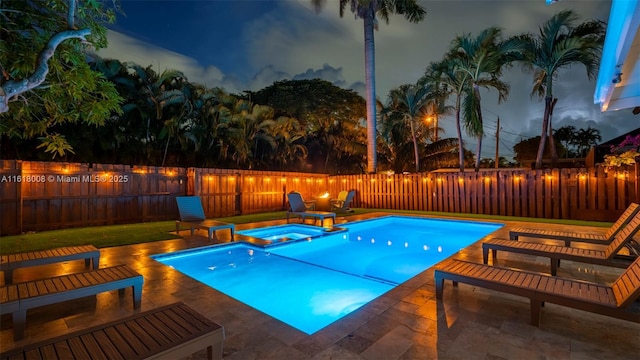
[4,269,13,284]
[91,255,100,269]
[434,273,444,299]
[133,284,142,309]
[13,309,27,340]
[482,248,489,264]
[550,259,558,276]
[530,300,541,327]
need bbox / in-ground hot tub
[236,224,336,242]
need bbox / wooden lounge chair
[509,202,640,246]
[1,245,100,284]
[434,257,640,326]
[0,302,225,360]
[0,264,143,340]
[175,196,235,241]
[483,213,640,275]
[331,190,355,213]
[286,192,336,226]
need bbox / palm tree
[514,10,604,169]
[575,126,601,157]
[422,60,469,172]
[312,0,426,173]
[383,84,433,172]
[448,27,518,171]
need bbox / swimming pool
[153,216,502,334]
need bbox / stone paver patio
[1,212,639,359]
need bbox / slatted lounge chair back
[344,190,355,206]
[604,212,640,259]
[612,256,640,307]
[604,202,640,239]
[176,196,206,222]
[287,192,307,212]
[337,191,348,202]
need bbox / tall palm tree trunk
[547,97,558,164]
[473,85,483,172]
[364,10,377,173]
[409,118,420,172]
[535,96,553,169]
[455,95,464,172]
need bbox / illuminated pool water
[153,216,502,334]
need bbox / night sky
[99,0,639,159]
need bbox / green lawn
[0,209,611,255]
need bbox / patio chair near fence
[509,202,640,246]
[331,190,355,213]
[286,192,336,226]
[175,196,235,241]
[483,212,640,275]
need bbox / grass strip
[0,209,611,255]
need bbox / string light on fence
[228,176,235,181]
[617,171,629,180]
[458,177,464,183]
[577,170,587,181]
[264,177,271,182]
[484,176,491,183]
[280,177,286,182]
[436,177,443,183]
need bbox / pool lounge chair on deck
[286,192,336,226]
[434,257,640,326]
[509,203,640,246]
[483,213,640,275]
[1,245,100,284]
[0,264,142,340]
[0,302,225,360]
[176,196,235,241]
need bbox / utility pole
[495,117,500,169]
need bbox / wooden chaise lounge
[434,257,640,326]
[0,302,225,360]
[0,264,143,340]
[509,203,640,246]
[286,192,336,226]
[1,245,100,284]
[175,196,235,241]
[483,214,640,275]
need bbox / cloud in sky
[100,0,638,159]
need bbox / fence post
[635,157,640,204]
[235,173,242,215]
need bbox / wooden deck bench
[434,258,640,326]
[1,245,100,284]
[0,264,142,340]
[0,302,224,360]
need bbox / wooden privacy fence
[0,161,328,235]
[1,161,639,235]
[328,167,639,222]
